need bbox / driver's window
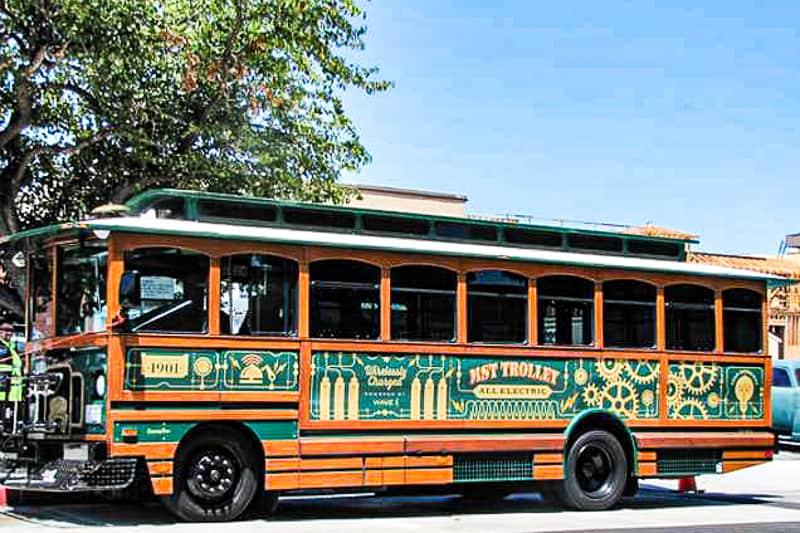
[122,248,209,333]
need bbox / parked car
[773,360,800,440]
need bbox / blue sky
[342,0,800,255]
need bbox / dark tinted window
[723,288,762,353]
[198,200,276,222]
[665,284,715,351]
[435,221,497,241]
[391,266,456,341]
[567,234,623,253]
[123,248,209,333]
[627,239,681,258]
[538,276,594,346]
[29,249,54,340]
[362,215,430,236]
[284,208,355,230]
[504,228,563,248]
[468,270,527,343]
[603,280,656,348]
[220,255,297,336]
[310,260,379,339]
[57,242,108,335]
[140,197,186,219]
[774,367,791,388]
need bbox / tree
[0,0,388,319]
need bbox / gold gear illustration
[574,367,589,386]
[680,363,717,395]
[596,359,625,382]
[582,383,602,407]
[601,380,639,418]
[666,373,683,404]
[641,389,655,407]
[673,399,709,420]
[623,361,659,385]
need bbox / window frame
[721,288,763,354]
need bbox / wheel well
[564,411,636,475]
[175,422,264,470]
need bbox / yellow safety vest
[0,338,23,402]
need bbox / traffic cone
[677,476,697,493]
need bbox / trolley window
[665,284,715,351]
[538,276,594,346]
[310,260,380,339]
[722,288,762,353]
[603,280,656,348]
[468,270,527,343]
[391,265,456,342]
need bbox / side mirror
[119,271,141,308]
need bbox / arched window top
[665,284,714,306]
[603,280,656,303]
[538,275,593,300]
[310,259,380,285]
[723,288,761,310]
[468,270,527,293]
[392,265,456,291]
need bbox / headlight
[94,374,106,398]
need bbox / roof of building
[347,183,468,202]
[623,223,699,241]
[688,251,800,279]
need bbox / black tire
[556,430,627,511]
[247,490,280,518]
[161,426,260,522]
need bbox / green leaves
[0,0,389,234]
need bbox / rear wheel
[161,427,260,522]
[556,430,627,511]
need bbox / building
[346,184,467,217]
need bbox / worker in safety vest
[0,321,23,402]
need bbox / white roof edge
[89,217,782,282]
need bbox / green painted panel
[124,349,298,392]
[310,352,660,422]
[667,362,764,420]
[113,420,297,443]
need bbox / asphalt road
[3,451,800,532]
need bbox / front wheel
[555,430,627,511]
[161,427,260,522]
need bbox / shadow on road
[0,486,780,528]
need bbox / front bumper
[0,455,139,492]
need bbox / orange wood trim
[594,281,603,348]
[405,434,565,454]
[263,440,299,457]
[762,292,769,355]
[656,286,665,351]
[765,356,773,427]
[365,456,405,469]
[366,468,406,486]
[457,273,467,343]
[107,334,125,408]
[658,358,668,423]
[110,442,177,459]
[533,464,563,480]
[109,408,297,422]
[637,451,657,462]
[303,339,769,363]
[637,462,658,477]
[265,457,299,472]
[266,472,299,490]
[381,267,391,341]
[405,467,453,485]
[151,476,173,496]
[722,449,773,460]
[723,460,767,473]
[120,334,301,351]
[297,457,364,471]
[533,453,564,465]
[527,278,537,346]
[50,246,57,339]
[300,437,405,456]
[298,340,312,428]
[299,470,364,489]
[208,257,221,336]
[147,461,173,476]
[298,260,310,339]
[82,434,107,442]
[635,431,774,449]
[406,455,453,468]
[106,237,124,330]
[115,391,299,403]
[714,289,723,354]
